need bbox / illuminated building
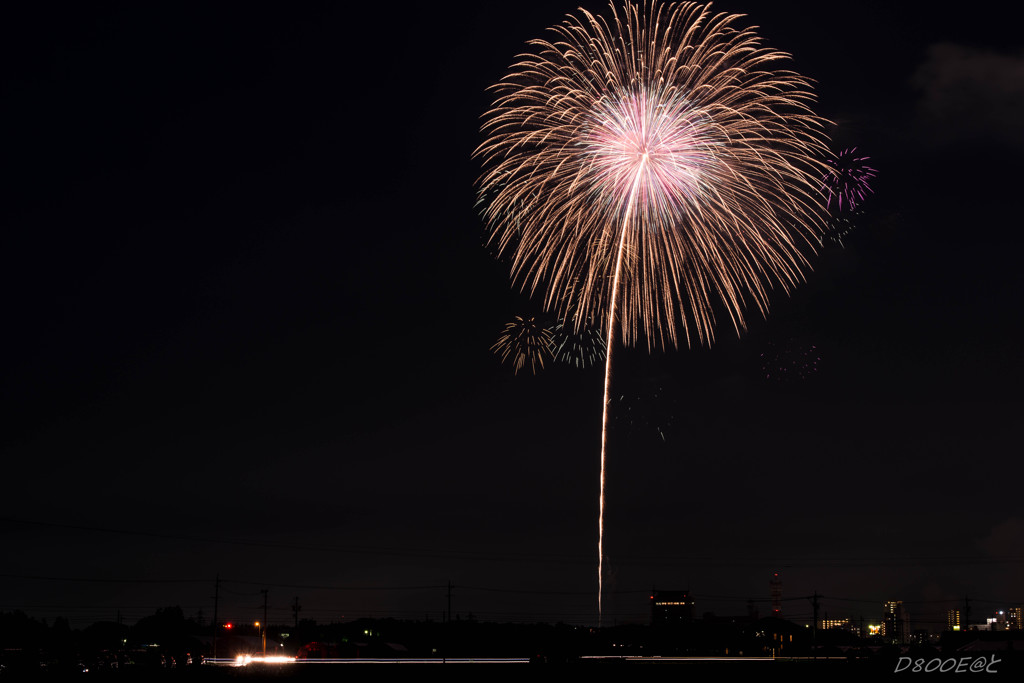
[820,618,858,636]
[650,590,694,625]
[1009,607,1023,631]
[947,609,961,632]
[882,600,909,644]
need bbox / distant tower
[770,572,783,618]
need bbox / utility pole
[261,589,269,657]
[811,592,821,658]
[447,581,453,624]
[292,596,301,630]
[212,575,220,659]
[444,581,453,665]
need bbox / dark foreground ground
[10,653,1021,680]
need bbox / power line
[0,516,593,564]
[0,573,208,584]
[6,517,1021,568]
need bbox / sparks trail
[476,1,830,625]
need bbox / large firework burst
[476,0,830,622]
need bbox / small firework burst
[822,147,877,212]
[492,316,554,374]
[760,338,821,383]
[551,319,607,369]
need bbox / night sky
[2,1,1022,632]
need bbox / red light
[224,623,233,629]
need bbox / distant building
[911,630,930,645]
[1008,607,1023,631]
[650,590,694,625]
[882,601,910,644]
[947,609,961,632]
[821,618,858,636]
[752,618,801,656]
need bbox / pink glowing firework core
[586,91,710,216]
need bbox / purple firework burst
[822,147,876,212]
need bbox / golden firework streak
[599,155,646,625]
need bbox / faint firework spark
[616,378,678,443]
[820,208,864,248]
[492,316,554,375]
[822,147,877,212]
[476,172,526,259]
[551,319,607,369]
[477,1,829,623]
[760,338,821,382]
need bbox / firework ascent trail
[599,159,645,620]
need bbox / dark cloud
[977,517,1024,557]
[912,43,1024,148]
